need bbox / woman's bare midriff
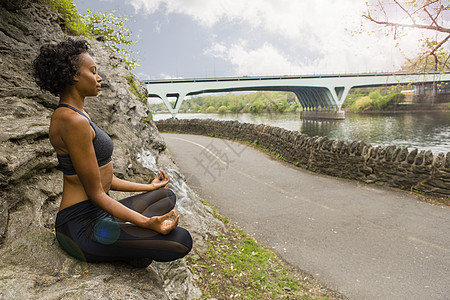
[59,162,114,211]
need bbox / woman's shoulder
[50,108,93,137]
[52,107,88,124]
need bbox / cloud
[129,0,161,14]
[159,73,184,79]
[128,0,441,75]
[128,0,365,41]
[135,71,152,79]
[134,70,183,80]
[206,41,303,76]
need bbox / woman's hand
[150,170,170,189]
[145,210,179,235]
[109,170,171,193]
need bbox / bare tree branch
[377,0,389,21]
[362,14,450,33]
[432,53,438,71]
[393,0,416,24]
[424,8,438,27]
[430,34,450,56]
[411,0,441,14]
[442,53,450,70]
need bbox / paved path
[162,133,450,300]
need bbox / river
[154,111,450,154]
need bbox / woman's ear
[73,72,80,83]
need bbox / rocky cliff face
[0,2,221,299]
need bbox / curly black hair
[33,38,90,96]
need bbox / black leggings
[55,189,192,263]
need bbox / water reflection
[298,112,450,154]
[154,112,450,154]
[300,119,342,138]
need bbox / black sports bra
[55,104,114,175]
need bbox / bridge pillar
[300,109,345,120]
[327,85,351,110]
[158,92,187,118]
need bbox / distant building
[400,89,414,103]
[414,81,450,96]
[410,82,450,105]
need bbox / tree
[363,0,450,72]
[400,50,450,72]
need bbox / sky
[73,0,450,80]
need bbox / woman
[33,38,192,266]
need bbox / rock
[2,0,30,11]
[406,148,418,164]
[0,231,169,300]
[0,1,222,299]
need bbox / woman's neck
[59,89,85,111]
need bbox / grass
[124,74,148,103]
[187,200,346,300]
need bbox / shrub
[351,96,374,111]
[82,9,138,70]
[42,0,90,36]
[217,105,229,114]
[124,74,148,102]
[205,106,216,113]
[379,93,405,110]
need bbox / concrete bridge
[144,72,450,119]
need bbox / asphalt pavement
[162,133,450,300]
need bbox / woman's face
[74,52,102,97]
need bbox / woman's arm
[61,115,177,234]
[110,171,170,192]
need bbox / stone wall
[156,118,450,198]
